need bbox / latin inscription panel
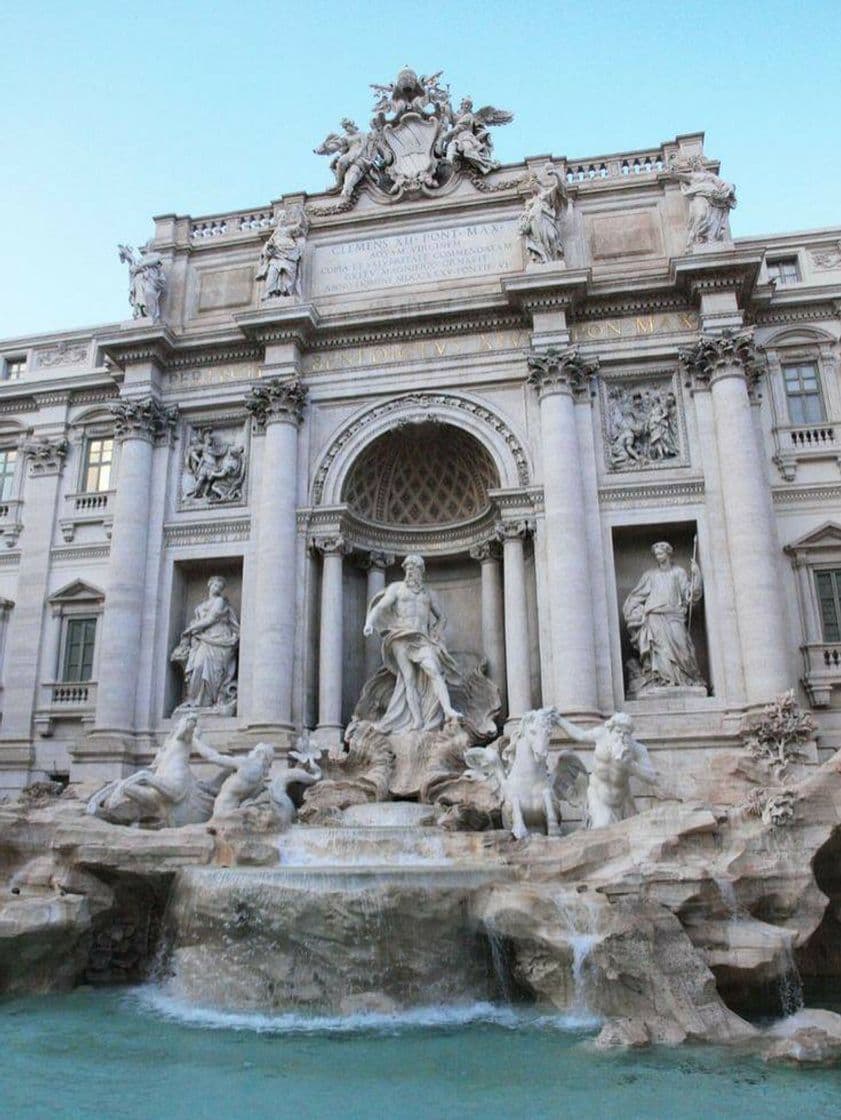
[311,221,522,296]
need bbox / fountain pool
[1,988,840,1120]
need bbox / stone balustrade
[801,643,841,707]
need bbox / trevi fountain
[1,67,841,1118]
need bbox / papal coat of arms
[314,66,513,202]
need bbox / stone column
[93,398,176,734]
[314,535,348,743]
[682,330,790,703]
[497,520,532,719]
[469,540,507,709]
[363,551,393,681]
[0,436,68,774]
[527,347,600,715]
[244,378,307,728]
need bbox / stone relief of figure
[314,119,380,199]
[118,242,166,322]
[87,712,239,827]
[183,428,246,504]
[606,385,679,470]
[553,712,659,829]
[255,207,309,299]
[441,98,512,175]
[666,158,736,252]
[362,554,463,733]
[171,576,239,714]
[622,541,705,694]
[518,163,567,264]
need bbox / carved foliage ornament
[526,347,599,397]
[20,436,69,476]
[244,377,307,431]
[313,66,513,206]
[109,397,178,442]
[679,329,765,391]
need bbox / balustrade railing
[190,209,274,242]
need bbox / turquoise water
[1,988,840,1120]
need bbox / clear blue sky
[2,0,839,340]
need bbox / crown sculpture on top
[314,66,513,203]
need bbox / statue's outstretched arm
[552,712,597,744]
[193,734,238,770]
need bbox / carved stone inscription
[304,328,530,374]
[312,221,522,296]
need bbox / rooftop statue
[118,242,166,322]
[518,162,567,264]
[314,66,513,202]
[255,206,308,299]
[666,156,736,252]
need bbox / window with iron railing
[767,257,800,286]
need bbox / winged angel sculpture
[314,66,513,201]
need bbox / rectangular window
[783,362,824,425]
[83,437,113,492]
[0,449,17,501]
[62,617,97,682]
[767,257,800,286]
[3,356,25,380]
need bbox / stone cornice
[526,345,599,398]
[670,249,764,307]
[98,325,177,372]
[598,478,705,506]
[234,304,320,346]
[502,267,590,313]
[244,376,307,431]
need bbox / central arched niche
[341,421,500,528]
[338,421,501,722]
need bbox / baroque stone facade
[0,67,840,792]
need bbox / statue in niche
[314,118,380,199]
[256,206,308,299]
[118,242,167,322]
[87,712,240,827]
[606,385,679,469]
[362,554,463,733]
[553,712,659,829]
[622,541,705,695]
[441,98,512,175]
[666,157,736,252]
[171,576,239,714]
[183,428,246,504]
[518,163,567,264]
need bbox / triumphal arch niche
[307,392,540,746]
[1,60,840,797]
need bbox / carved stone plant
[741,689,817,783]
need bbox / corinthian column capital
[679,328,765,394]
[245,376,308,432]
[526,346,599,398]
[109,396,178,443]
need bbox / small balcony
[0,497,23,547]
[773,423,840,481]
[801,644,841,707]
[60,490,114,543]
[34,680,97,736]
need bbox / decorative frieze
[35,340,90,369]
[810,240,841,271]
[598,479,705,507]
[244,377,307,432]
[526,346,599,398]
[110,397,178,443]
[163,517,251,547]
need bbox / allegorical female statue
[255,207,308,299]
[622,541,705,694]
[171,576,239,713]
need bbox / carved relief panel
[179,419,248,509]
[600,372,687,473]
